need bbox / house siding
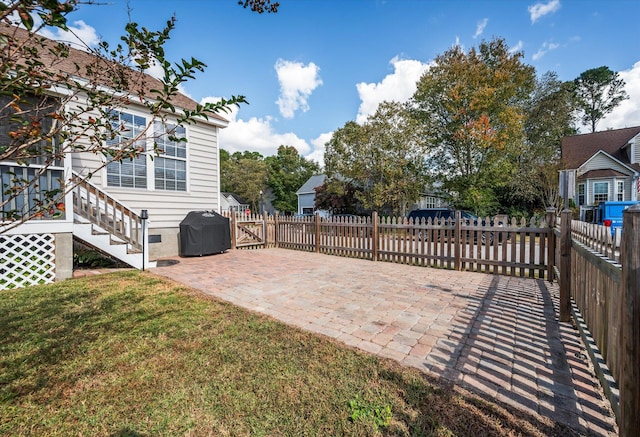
[298,193,315,214]
[70,101,222,257]
[578,153,633,176]
[633,135,640,164]
[584,176,634,204]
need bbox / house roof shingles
[1,24,228,126]
[296,174,326,195]
[561,126,640,170]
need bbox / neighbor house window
[577,183,585,206]
[154,121,186,191]
[617,181,624,201]
[106,111,147,189]
[593,182,609,204]
[423,196,438,208]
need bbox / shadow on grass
[376,363,581,437]
[111,429,147,437]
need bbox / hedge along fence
[228,211,555,280]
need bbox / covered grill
[179,211,231,257]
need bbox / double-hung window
[617,181,624,201]
[106,111,147,189]
[593,182,609,204]
[577,183,585,206]
[154,121,186,191]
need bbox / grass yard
[0,271,578,436]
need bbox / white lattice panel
[0,234,56,290]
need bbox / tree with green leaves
[573,66,628,133]
[501,71,578,214]
[220,150,268,211]
[0,0,276,229]
[411,38,536,216]
[265,145,319,214]
[324,101,428,215]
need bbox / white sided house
[560,126,640,219]
[1,26,228,289]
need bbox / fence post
[559,208,572,322]
[372,211,378,261]
[274,212,279,248]
[263,211,268,247]
[454,210,461,271]
[315,213,320,253]
[546,208,556,282]
[230,212,237,250]
[620,204,640,437]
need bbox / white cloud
[205,98,310,157]
[355,57,431,124]
[305,132,333,168]
[275,59,323,119]
[528,0,561,24]
[509,40,524,54]
[599,61,640,130]
[531,41,559,61]
[38,20,100,50]
[473,18,488,39]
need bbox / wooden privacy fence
[227,211,554,279]
[556,207,640,437]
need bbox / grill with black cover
[179,211,231,256]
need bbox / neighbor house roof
[561,126,640,170]
[577,169,630,180]
[296,174,326,195]
[222,192,248,205]
[1,24,228,126]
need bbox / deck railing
[71,173,143,251]
[0,164,65,221]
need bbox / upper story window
[106,111,147,189]
[154,121,186,191]
[593,182,609,204]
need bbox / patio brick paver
[152,248,618,436]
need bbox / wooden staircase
[71,174,154,269]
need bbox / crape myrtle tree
[265,145,319,214]
[0,0,277,230]
[573,66,628,133]
[410,38,535,216]
[314,179,362,215]
[324,101,428,216]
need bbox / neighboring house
[296,174,327,216]
[220,192,250,214]
[560,126,640,220]
[411,182,449,211]
[1,26,228,289]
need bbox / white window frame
[105,110,147,189]
[153,121,187,192]
[617,181,624,201]
[577,183,586,206]
[593,181,609,204]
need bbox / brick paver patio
[152,248,618,436]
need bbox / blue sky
[41,0,640,165]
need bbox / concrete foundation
[54,232,74,281]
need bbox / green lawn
[0,271,577,436]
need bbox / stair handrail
[71,172,143,251]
